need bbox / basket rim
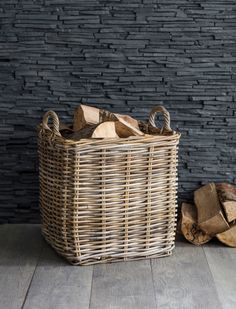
[38,106,181,147]
[38,125,181,147]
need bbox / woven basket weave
[38,106,180,265]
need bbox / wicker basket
[38,106,180,265]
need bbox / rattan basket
[38,106,180,265]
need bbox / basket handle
[148,106,172,132]
[42,110,61,137]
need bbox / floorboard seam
[202,246,224,309]
[20,240,44,309]
[88,265,94,309]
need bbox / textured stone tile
[0,0,236,222]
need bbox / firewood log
[64,122,119,140]
[115,120,144,137]
[101,109,140,130]
[194,183,230,236]
[65,119,145,140]
[73,104,140,132]
[181,203,212,245]
[62,124,97,139]
[216,224,236,248]
[216,183,236,223]
[92,122,119,138]
[115,113,139,130]
[74,105,100,131]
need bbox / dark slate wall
[1,0,236,223]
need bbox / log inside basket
[73,104,140,132]
[74,105,100,131]
[65,120,145,140]
[194,183,230,236]
[65,122,119,139]
[115,120,144,137]
[92,122,119,138]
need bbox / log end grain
[216,224,236,248]
[181,203,212,245]
[194,183,230,236]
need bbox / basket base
[42,231,175,266]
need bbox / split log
[216,183,236,223]
[115,120,144,138]
[92,122,119,138]
[194,183,230,236]
[115,113,139,130]
[73,104,140,132]
[74,105,100,131]
[181,203,212,245]
[65,119,145,140]
[64,122,119,140]
[216,224,236,248]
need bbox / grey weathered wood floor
[0,225,235,309]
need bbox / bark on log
[62,124,97,140]
[216,183,236,223]
[194,183,230,236]
[181,203,212,245]
[73,105,100,131]
[115,120,144,137]
[64,122,119,140]
[115,113,139,130]
[73,104,140,132]
[216,224,236,247]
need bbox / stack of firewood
[180,183,236,247]
[60,104,147,140]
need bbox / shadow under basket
[38,106,181,265]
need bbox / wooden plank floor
[0,225,235,309]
